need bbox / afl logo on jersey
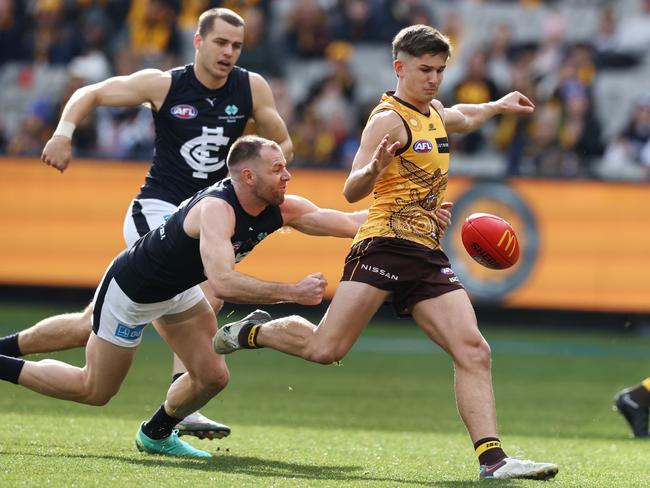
[413,139,433,153]
[171,104,198,119]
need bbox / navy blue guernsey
[137,64,253,205]
[114,179,283,303]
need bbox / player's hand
[41,136,72,173]
[293,272,327,305]
[495,91,535,114]
[436,201,453,233]
[369,135,400,177]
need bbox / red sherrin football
[461,213,520,269]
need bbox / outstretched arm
[280,195,367,237]
[42,69,171,173]
[250,72,294,162]
[441,91,534,134]
[196,198,326,305]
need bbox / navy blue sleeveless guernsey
[113,179,283,303]
[137,64,253,205]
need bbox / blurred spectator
[291,41,357,167]
[67,8,113,85]
[485,22,516,93]
[330,0,380,43]
[29,0,84,65]
[284,0,331,58]
[0,0,30,65]
[237,5,284,77]
[602,95,650,179]
[96,106,155,160]
[592,5,641,69]
[451,48,499,154]
[612,0,650,59]
[6,98,55,156]
[127,0,182,66]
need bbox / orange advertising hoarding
[0,158,648,313]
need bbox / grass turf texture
[0,302,649,487]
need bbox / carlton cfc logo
[413,139,433,153]
[171,104,198,119]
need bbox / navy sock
[0,333,22,358]
[0,355,25,384]
[142,405,183,440]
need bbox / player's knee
[454,337,492,371]
[80,384,120,406]
[196,367,230,394]
[304,344,345,365]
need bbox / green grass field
[0,302,648,487]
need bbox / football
[461,213,520,269]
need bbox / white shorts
[91,274,205,348]
[122,198,177,246]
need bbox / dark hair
[227,135,281,169]
[197,8,245,38]
[392,25,451,60]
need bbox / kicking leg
[216,281,390,364]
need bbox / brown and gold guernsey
[353,92,450,250]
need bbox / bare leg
[155,304,229,419]
[17,332,135,405]
[16,303,93,355]
[164,283,223,378]
[411,289,497,443]
[256,281,390,364]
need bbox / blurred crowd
[1,0,650,180]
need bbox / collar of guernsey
[353,91,450,250]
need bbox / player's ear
[240,167,255,185]
[193,32,202,50]
[393,58,403,78]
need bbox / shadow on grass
[0,450,522,486]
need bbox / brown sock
[474,437,507,466]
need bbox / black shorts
[341,237,464,316]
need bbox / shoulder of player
[430,98,447,123]
[248,71,273,98]
[198,195,235,218]
[365,109,408,142]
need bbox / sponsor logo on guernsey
[360,264,399,280]
[170,104,198,119]
[115,323,147,341]
[225,104,239,116]
[435,137,450,153]
[441,267,454,275]
[413,139,433,153]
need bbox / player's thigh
[313,281,389,356]
[156,299,226,379]
[84,332,136,396]
[411,288,481,354]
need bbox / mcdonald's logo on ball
[461,213,520,269]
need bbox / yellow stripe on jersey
[353,92,450,250]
